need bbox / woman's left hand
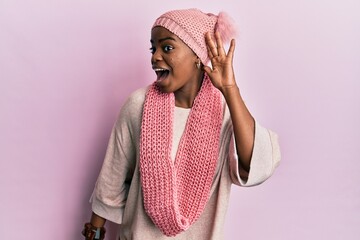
[205,32,254,173]
[203,31,237,92]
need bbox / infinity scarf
[139,75,223,236]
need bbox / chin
[156,82,173,93]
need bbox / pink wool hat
[152,8,237,64]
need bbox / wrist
[219,84,240,97]
[90,212,106,228]
[82,222,106,240]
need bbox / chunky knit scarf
[139,75,223,236]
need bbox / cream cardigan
[90,87,281,240]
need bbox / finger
[203,65,212,75]
[215,31,226,56]
[205,32,218,57]
[227,39,236,61]
[203,66,218,85]
[206,45,214,59]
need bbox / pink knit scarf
[139,75,223,236]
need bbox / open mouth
[154,68,170,82]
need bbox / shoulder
[119,86,150,115]
[114,86,150,129]
[123,86,149,110]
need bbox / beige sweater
[91,87,281,240]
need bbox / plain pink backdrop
[1,0,359,239]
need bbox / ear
[196,58,201,69]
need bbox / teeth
[154,68,167,72]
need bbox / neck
[174,71,204,108]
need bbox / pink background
[1,0,359,239]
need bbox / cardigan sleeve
[90,88,145,224]
[229,121,281,186]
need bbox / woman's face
[150,27,200,93]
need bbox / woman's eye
[149,47,155,54]
[163,45,174,52]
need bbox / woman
[82,8,280,240]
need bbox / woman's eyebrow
[150,37,176,43]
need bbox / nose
[151,48,162,64]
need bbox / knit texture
[152,8,237,64]
[139,75,223,236]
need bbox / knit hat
[152,8,237,64]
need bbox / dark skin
[204,31,255,176]
[150,26,204,107]
[88,27,255,229]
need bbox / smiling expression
[150,27,202,94]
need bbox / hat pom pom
[215,12,238,44]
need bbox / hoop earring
[196,59,201,69]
